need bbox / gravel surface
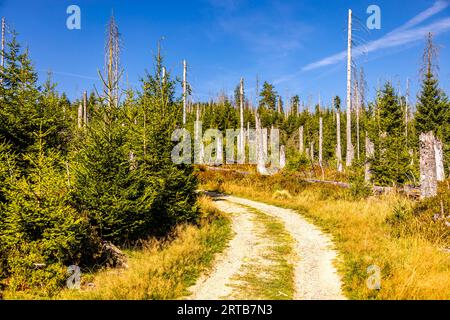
[225,195,346,300]
[188,194,346,300]
[187,196,262,300]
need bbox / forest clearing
[0,1,449,303]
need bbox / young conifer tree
[136,51,198,234]
[73,52,198,244]
[0,126,99,292]
[415,33,450,171]
[370,83,412,185]
[0,33,69,161]
[0,34,40,155]
[415,33,447,136]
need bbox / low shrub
[348,161,372,200]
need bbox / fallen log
[203,166,421,198]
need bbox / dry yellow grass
[54,196,231,300]
[202,177,450,300]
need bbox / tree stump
[434,138,445,182]
[420,131,438,199]
[280,145,286,169]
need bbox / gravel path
[188,196,263,300]
[188,194,346,300]
[225,195,346,300]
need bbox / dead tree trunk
[106,15,120,108]
[319,117,323,167]
[1,18,5,70]
[299,126,304,154]
[280,145,286,169]
[182,60,187,126]
[364,133,374,183]
[216,134,223,166]
[97,14,121,111]
[194,106,204,164]
[336,110,343,172]
[269,127,280,170]
[262,126,268,164]
[346,9,354,167]
[420,132,438,199]
[238,77,245,164]
[256,113,268,175]
[434,137,445,182]
[405,78,410,142]
[83,91,88,126]
[77,103,83,129]
[354,71,360,160]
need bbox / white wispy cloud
[44,70,99,81]
[395,0,449,31]
[302,0,450,72]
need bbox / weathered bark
[247,127,257,164]
[269,127,280,170]
[1,18,5,70]
[299,126,304,154]
[319,117,323,167]
[277,96,282,113]
[103,15,120,109]
[77,103,83,128]
[420,132,438,199]
[162,67,166,84]
[256,114,268,175]
[434,138,445,182]
[216,134,223,166]
[266,126,280,174]
[346,9,354,167]
[262,127,268,164]
[355,77,360,160]
[238,78,245,164]
[364,133,374,183]
[83,91,88,126]
[405,78,410,141]
[280,145,286,169]
[194,106,204,164]
[182,60,187,126]
[336,111,343,172]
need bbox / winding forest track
[188,193,346,300]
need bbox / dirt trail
[188,196,265,300]
[188,194,346,300]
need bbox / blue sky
[1,0,450,108]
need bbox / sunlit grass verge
[200,171,450,300]
[4,196,231,300]
[230,206,295,300]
